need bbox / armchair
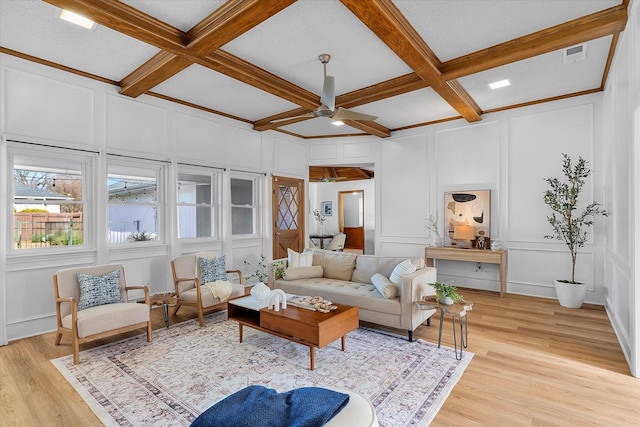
[53,264,152,364]
[171,254,245,327]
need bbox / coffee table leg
[239,324,243,343]
[341,336,346,351]
[309,347,315,371]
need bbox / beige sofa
[271,249,437,341]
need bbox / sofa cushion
[371,273,398,299]
[389,259,417,285]
[76,270,122,311]
[275,278,400,315]
[62,302,149,338]
[351,255,424,284]
[288,248,313,267]
[312,250,356,281]
[284,265,324,281]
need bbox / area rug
[52,311,472,426]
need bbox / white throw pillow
[288,248,313,268]
[371,273,398,299]
[389,259,417,285]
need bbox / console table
[425,246,508,297]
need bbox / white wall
[0,53,306,342]
[601,0,640,377]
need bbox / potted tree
[543,154,607,308]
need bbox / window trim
[106,155,165,246]
[176,164,221,241]
[230,172,262,238]
[7,142,95,254]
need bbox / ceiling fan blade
[332,107,377,122]
[270,112,315,123]
[320,75,335,112]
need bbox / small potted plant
[429,282,465,305]
[543,153,607,308]
[425,214,442,247]
[243,255,286,300]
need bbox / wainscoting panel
[273,138,306,177]
[174,112,225,165]
[106,95,168,155]
[4,67,94,147]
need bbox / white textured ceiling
[0,0,628,138]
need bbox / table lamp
[453,225,476,249]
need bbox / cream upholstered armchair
[326,233,346,251]
[53,264,152,364]
[171,254,245,327]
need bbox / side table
[416,296,473,360]
[147,293,178,328]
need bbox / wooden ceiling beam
[340,0,481,122]
[342,120,391,138]
[441,5,628,80]
[119,0,297,97]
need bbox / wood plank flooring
[1,289,637,426]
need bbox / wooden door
[272,176,305,259]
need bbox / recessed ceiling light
[331,120,345,126]
[60,10,96,30]
[489,79,511,90]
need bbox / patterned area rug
[52,311,472,426]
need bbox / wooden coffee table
[228,295,359,370]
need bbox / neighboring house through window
[10,145,90,250]
[107,158,163,244]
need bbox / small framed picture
[322,201,332,216]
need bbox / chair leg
[72,335,80,365]
[172,304,181,316]
[146,321,153,342]
[54,331,63,345]
[197,306,204,327]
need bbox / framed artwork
[322,201,332,216]
[444,190,491,249]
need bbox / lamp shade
[453,225,476,241]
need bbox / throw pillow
[389,259,417,285]
[76,269,122,311]
[287,248,313,268]
[283,265,324,281]
[198,255,228,283]
[371,273,398,299]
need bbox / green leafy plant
[429,282,465,303]
[543,154,608,284]
[243,255,286,282]
[128,231,154,242]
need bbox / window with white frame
[107,158,163,244]
[230,174,259,236]
[177,165,220,239]
[10,144,92,251]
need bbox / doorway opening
[339,190,364,253]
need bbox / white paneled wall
[0,53,305,342]
[601,0,639,377]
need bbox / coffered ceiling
[0,0,629,139]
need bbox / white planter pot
[250,282,271,300]
[439,296,454,305]
[554,280,587,309]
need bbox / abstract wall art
[444,190,491,249]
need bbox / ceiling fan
[271,54,378,124]
[310,167,347,182]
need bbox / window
[231,175,259,235]
[107,159,163,244]
[177,166,219,239]
[10,145,91,251]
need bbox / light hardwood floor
[1,289,638,426]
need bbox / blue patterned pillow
[76,270,122,310]
[198,255,228,283]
